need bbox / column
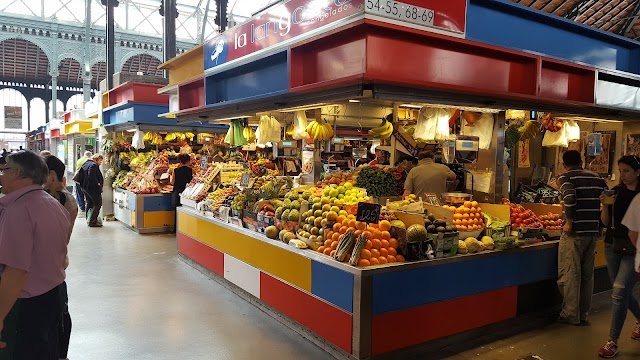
[83,74,92,102]
[51,72,58,121]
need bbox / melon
[407,224,428,242]
[265,226,279,240]
[390,220,406,229]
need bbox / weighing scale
[331,138,345,152]
[276,140,300,157]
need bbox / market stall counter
[177,207,559,359]
[113,188,174,233]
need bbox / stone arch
[119,50,162,70]
[0,37,50,82]
[120,53,163,77]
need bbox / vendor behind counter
[403,151,457,199]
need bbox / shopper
[0,150,70,358]
[597,156,640,357]
[556,150,608,326]
[170,153,193,232]
[403,151,456,199]
[74,151,92,212]
[43,154,78,360]
[79,154,104,227]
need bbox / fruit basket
[441,192,472,206]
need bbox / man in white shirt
[622,193,640,272]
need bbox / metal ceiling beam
[588,0,619,28]
[601,0,636,32]
[620,0,640,35]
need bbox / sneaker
[88,223,103,227]
[598,340,619,358]
[632,322,640,340]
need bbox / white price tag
[365,0,435,28]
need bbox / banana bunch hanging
[518,120,540,141]
[285,124,295,137]
[368,117,394,139]
[243,126,256,143]
[306,119,334,141]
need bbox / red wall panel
[179,78,205,111]
[371,286,518,355]
[177,233,225,277]
[260,273,352,354]
[540,60,595,104]
[365,29,538,97]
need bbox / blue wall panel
[143,194,174,212]
[371,247,558,315]
[311,261,354,313]
[205,51,289,105]
[467,0,640,75]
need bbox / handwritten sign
[240,173,250,187]
[200,155,208,171]
[423,192,441,206]
[356,202,381,224]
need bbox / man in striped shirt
[556,150,608,325]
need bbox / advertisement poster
[588,131,616,176]
[626,133,640,156]
[518,140,530,168]
[4,106,22,129]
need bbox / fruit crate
[242,211,259,232]
[257,214,275,233]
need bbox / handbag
[608,201,637,256]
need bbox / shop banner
[4,106,23,129]
[364,0,467,37]
[204,0,364,71]
[518,140,530,168]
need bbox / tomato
[515,218,522,224]
[518,213,527,220]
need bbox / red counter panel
[260,273,353,354]
[178,233,225,277]
[371,286,518,355]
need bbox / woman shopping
[598,155,640,358]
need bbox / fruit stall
[159,0,640,358]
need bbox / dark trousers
[83,190,102,225]
[58,282,71,358]
[0,284,63,360]
[74,184,85,211]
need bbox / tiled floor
[68,219,640,360]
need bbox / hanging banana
[368,118,394,139]
[306,120,333,141]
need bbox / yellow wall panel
[177,211,311,291]
[143,211,175,228]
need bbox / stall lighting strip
[277,103,340,112]
[554,116,623,123]
[401,103,504,113]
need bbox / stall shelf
[177,207,558,359]
[113,188,174,233]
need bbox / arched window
[48,99,64,120]
[0,88,28,132]
[29,98,46,131]
[66,94,84,110]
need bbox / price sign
[365,0,435,28]
[424,192,441,206]
[356,202,382,224]
[240,173,250,187]
[200,155,208,171]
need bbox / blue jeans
[75,184,85,211]
[604,243,640,340]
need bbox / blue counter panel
[311,261,354,313]
[467,0,640,75]
[371,247,558,315]
[103,103,171,126]
[206,51,289,105]
[143,195,174,212]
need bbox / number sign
[357,202,382,224]
[240,173,250,187]
[200,155,208,171]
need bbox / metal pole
[51,75,58,121]
[105,0,117,90]
[84,0,92,102]
[201,0,212,43]
[163,0,177,64]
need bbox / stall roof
[514,0,640,40]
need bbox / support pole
[163,0,177,64]
[83,0,92,101]
[51,74,58,121]
[103,0,118,90]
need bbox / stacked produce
[539,212,562,231]
[509,203,542,229]
[318,219,404,267]
[451,201,486,231]
[205,187,236,212]
[231,193,246,212]
[316,171,355,188]
[306,119,334,141]
[424,214,457,235]
[164,132,195,142]
[355,166,400,198]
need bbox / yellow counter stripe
[143,211,175,228]
[178,211,312,292]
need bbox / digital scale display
[460,141,474,149]
[333,138,344,144]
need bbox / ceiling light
[348,100,360,103]
[400,104,423,109]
